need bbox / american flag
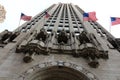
[83,12,89,21]
[44,11,50,18]
[20,13,32,21]
[111,17,120,26]
[83,11,97,21]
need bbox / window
[47,21,50,22]
[66,30,70,33]
[52,21,56,23]
[65,25,69,27]
[65,21,69,23]
[50,24,54,27]
[47,29,52,32]
[32,22,35,25]
[27,25,31,29]
[59,21,63,23]
[73,26,77,28]
[58,25,63,27]
[53,18,57,20]
[44,24,48,26]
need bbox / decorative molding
[17,61,99,80]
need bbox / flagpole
[109,25,111,33]
[43,16,45,27]
[109,17,112,33]
[18,19,21,27]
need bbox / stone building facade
[0,3,120,80]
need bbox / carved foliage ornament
[0,4,6,23]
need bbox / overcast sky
[0,0,120,38]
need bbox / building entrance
[17,61,98,80]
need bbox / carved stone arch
[17,61,99,80]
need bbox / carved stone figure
[35,28,48,42]
[79,31,90,44]
[57,29,68,44]
[0,32,12,43]
[8,32,20,42]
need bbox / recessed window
[66,30,70,33]
[97,30,100,33]
[48,18,52,20]
[79,26,83,28]
[31,20,34,22]
[97,33,101,36]
[27,23,30,25]
[50,24,54,27]
[27,25,31,29]
[35,19,39,22]
[57,30,61,33]
[65,18,68,20]
[72,19,75,21]
[47,21,50,22]
[78,22,81,24]
[101,31,106,34]
[32,22,35,25]
[58,25,63,27]
[21,29,26,32]
[52,21,56,23]
[74,30,79,33]
[34,17,38,19]
[65,21,69,23]
[73,26,77,28]
[44,24,48,26]
[60,18,63,20]
[65,25,69,27]
[47,29,52,32]
[53,18,57,20]
[59,21,63,23]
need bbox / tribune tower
[0,3,120,80]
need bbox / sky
[0,0,120,38]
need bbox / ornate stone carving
[78,32,109,68]
[57,29,68,44]
[79,31,90,44]
[23,52,35,63]
[8,32,20,42]
[17,61,99,80]
[0,4,6,23]
[0,31,12,43]
[35,28,48,42]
